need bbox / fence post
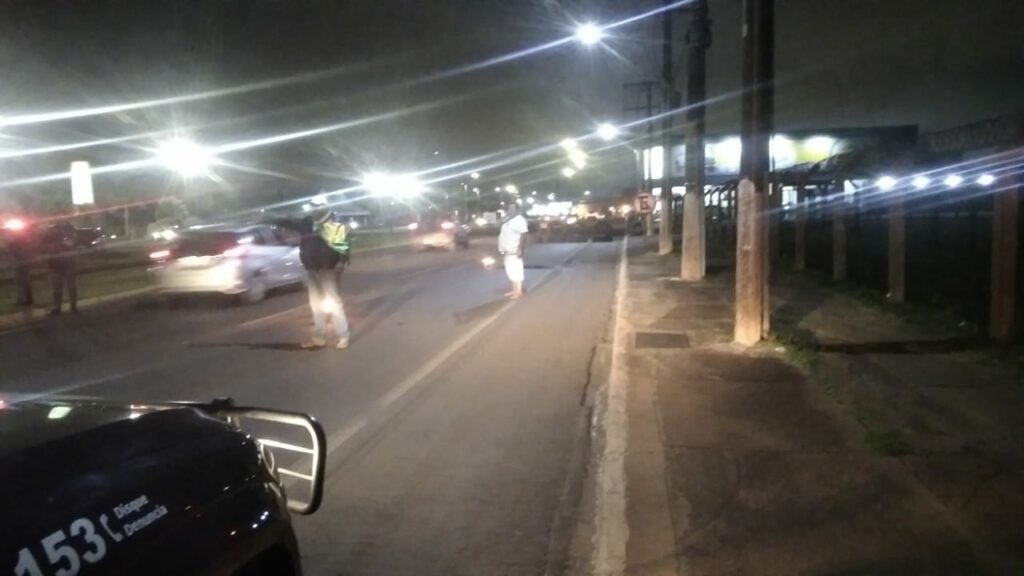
[887,199,906,303]
[794,186,807,271]
[990,173,1019,343]
[832,180,848,282]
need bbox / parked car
[408,217,470,251]
[149,225,303,303]
[0,396,325,576]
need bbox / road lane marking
[238,304,306,328]
[325,240,593,457]
[592,236,630,575]
[326,417,369,453]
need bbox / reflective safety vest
[315,215,350,255]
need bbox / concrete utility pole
[990,170,1019,343]
[623,81,659,237]
[734,0,774,345]
[659,0,677,256]
[681,0,710,280]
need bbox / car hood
[0,399,273,571]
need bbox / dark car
[408,216,470,251]
[74,227,107,248]
[0,397,325,576]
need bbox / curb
[0,287,157,331]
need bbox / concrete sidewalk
[613,244,1019,575]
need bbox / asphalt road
[0,239,622,575]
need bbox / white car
[149,225,303,303]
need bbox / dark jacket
[42,222,77,270]
[277,216,341,271]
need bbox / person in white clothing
[497,205,529,299]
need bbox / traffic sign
[635,193,653,214]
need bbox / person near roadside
[275,201,351,349]
[498,204,529,299]
[42,221,79,315]
[2,218,36,307]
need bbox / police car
[0,397,325,575]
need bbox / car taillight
[223,245,247,258]
[3,218,27,231]
[441,221,455,230]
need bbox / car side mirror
[213,406,327,515]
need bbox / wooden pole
[990,174,1019,343]
[887,199,906,303]
[794,187,807,271]
[832,181,847,282]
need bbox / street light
[471,172,481,180]
[597,123,619,141]
[584,190,591,196]
[568,149,587,169]
[944,174,963,188]
[561,167,576,178]
[362,172,424,198]
[977,174,996,186]
[576,23,603,46]
[876,176,897,190]
[912,176,931,189]
[560,138,579,152]
[157,138,211,178]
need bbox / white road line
[592,236,630,575]
[326,417,369,454]
[238,304,306,328]
[326,241,592,457]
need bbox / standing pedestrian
[275,199,351,349]
[2,218,35,307]
[43,221,78,315]
[498,204,529,299]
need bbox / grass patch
[864,429,911,456]
[770,331,818,372]
[349,230,408,251]
[0,266,153,315]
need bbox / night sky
[0,0,1021,213]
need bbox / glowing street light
[569,149,587,169]
[157,138,212,178]
[597,123,619,141]
[504,184,518,194]
[362,172,424,198]
[548,192,556,200]
[977,174,996,186]
[876,176,897,190]
[912,176,931,189]
[944,174,963,188]
[576,23,603,46]
[561,167,576,178]
[584,190,592,196]
[559,138,579,152]
[470,172,481,180]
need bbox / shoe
[336,337,350,350]
[301,337,326,349]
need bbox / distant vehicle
[149,225,303,303]
[74,227,107,247]
[0,396,325,576]
[408,217,470,251]
[592,220,614,242]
